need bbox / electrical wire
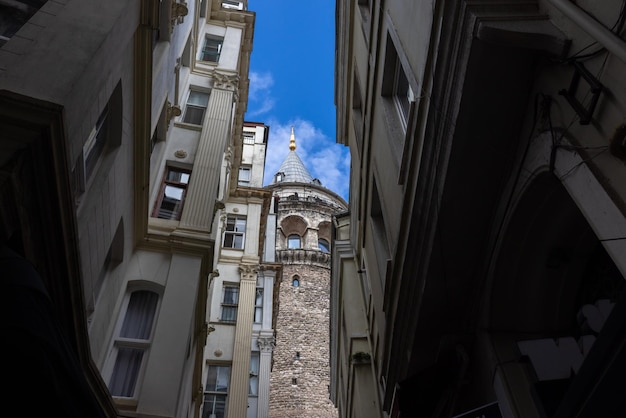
[563,0,626,63]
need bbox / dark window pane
[109,347,144,397]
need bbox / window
[254,277,263,323]
[382,36,414,129]
[221,0,243,10]
[392,55,412,126]
[243,132,255,144]
[370,181,390,286]
[182,90,209,125]
[72,81,122,202]
[352,72,365,155]
[88,219,124,322]
[249,352,260,395]
[292,275,300,287]
[203,365,231,418]
[221,285,239,322]
[358,0,371,28]
[238,166,251,187]
[153,165,191,220]
[288,234,301,249]
[223,215,246,249]
[108,290,159,398]
[318,239,330,253]
[201,35,224,62]
[0,0,47,48]
[84,105,110,180]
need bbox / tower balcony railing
[277,248,331,267]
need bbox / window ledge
[148,217,180,235]
[173,121,203,131]
[113,397,138,411]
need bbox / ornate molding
[257,336,276,353]
[166,100,181,123]
[277,248,331,267]
[171,1,188,32]
[239,263,259,281]
[212,70,240,92]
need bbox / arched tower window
[292,276,300,287]
[280,215,308,249]
[318,239,330,253]
[288,234,301,249]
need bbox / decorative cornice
[277,248,331,267]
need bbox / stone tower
[267,128,347,417]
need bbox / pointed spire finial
[289,126,296,151]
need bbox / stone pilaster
[227,263,258,418]
[257,335,275,418]
[179,72,237,232]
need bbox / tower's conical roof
[271,127,318,185]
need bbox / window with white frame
[221,0,243,10]
[203,364,231,418]
[221,285,239,322]
[288,234,301,249]
[153,165,191,220]
[238,165,251,187]
[223,215,246,249]
[243,132,255,144]
[107,289,159,398]
[182,90,209,125]
[249,352,260,395]
[201,35,224,62]
[254,277,263,323]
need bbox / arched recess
[484,132,626,417]
[488,172,614,333]
[280,215,308,247]
[318,220,332,252]
[318,220,331,242]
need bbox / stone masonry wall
[269,193,343,418]
[269,261,337,418]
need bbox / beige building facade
[333,0,626,417]
[1,1,263,417]
[204,121,279,418]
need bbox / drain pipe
[548,0,626,64]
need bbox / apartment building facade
[204,121,280,418]
[333,0,626,417]
[0,1,265,417]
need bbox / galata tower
[267,127,347,417]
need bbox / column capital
[212,70,239,92]
[257,336,276,353]
[239,263,258,281]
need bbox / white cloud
[247,71,275,116]
[263,118,350,201]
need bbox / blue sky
[246,0,350,202]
